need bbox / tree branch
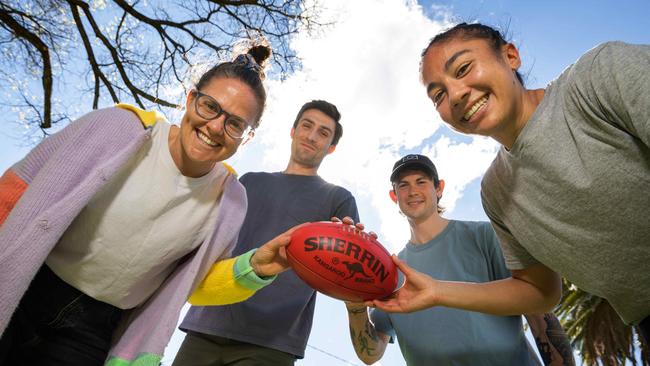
[69,3,119,108]
[0,7,52,128]
[0,0,322,138]
[67,0,179,108]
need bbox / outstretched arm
[370,255,561,316]
[248,223,298,277]
[526,313,575,366]
[189,224,300,305]
[346,303,390,365]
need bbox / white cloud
[423,134,498,213]
[255,0,446,164]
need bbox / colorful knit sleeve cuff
[234,249,277,291]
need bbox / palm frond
[556,280,649,365]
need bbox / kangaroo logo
[342,261,372,280]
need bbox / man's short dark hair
[293,100,343,146]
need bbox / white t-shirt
[47,121,227,309]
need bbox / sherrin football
[286,221,398,302]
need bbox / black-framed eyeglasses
[193,90,255,139]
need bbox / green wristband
[233,249,277,290]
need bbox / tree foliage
[557,280,649,365]
[0,0,322,136]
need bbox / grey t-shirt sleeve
[575,41,650,148]
[481,189,540,271]
[369,308,396,343]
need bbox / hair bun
[247,45,272,67]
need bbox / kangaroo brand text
[304,236,389,282]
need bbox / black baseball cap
[390,154,438,183]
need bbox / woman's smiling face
[174,77,260,177]
[421,37,525,140]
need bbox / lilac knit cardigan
[0,107,247,365]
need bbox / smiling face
[172,77,261,177]
[289,108,337,170]
[393,169,443,223]
[421,37,526,142]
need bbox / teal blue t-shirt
[371,220,540,366]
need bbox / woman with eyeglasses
[369,23,650,343]
[0,44,296,366]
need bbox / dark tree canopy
[0,0,323,136]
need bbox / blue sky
[1,1,648,365]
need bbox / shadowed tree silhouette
[0,0,324,136]
[557,280,649,366]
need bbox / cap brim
[390,162,435,182]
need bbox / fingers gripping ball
[287,221,398,302]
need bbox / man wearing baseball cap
[345,154,574,366]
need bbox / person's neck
[494,88,546,150]
[283,161,319,176]
[408,213,449,245]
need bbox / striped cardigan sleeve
[1,108,137,228]
[0,170,28,227]
[188,249,276,306]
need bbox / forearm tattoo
[349,319,381,356]
[534,314,575,366]
[364,319,381,341]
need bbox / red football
[286,221,398,302]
